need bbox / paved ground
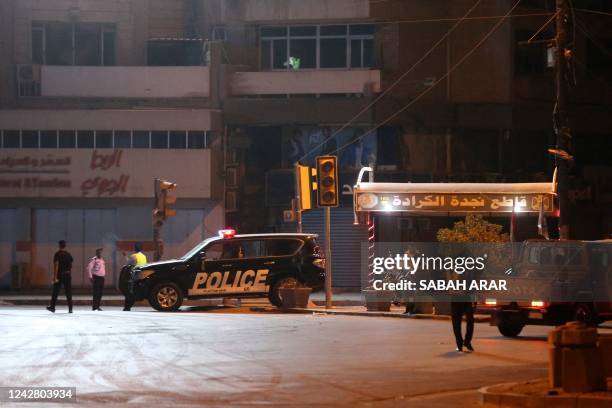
[1,304,605,407]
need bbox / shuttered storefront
[302,208,367,288]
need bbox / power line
[296,0,485,163]
[377,12,553,25]
[575,20,612,59]
[574,8,612,17]
[327,0,523,158]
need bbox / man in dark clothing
[47,240,74,313]
[451,301,475,352]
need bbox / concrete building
[0,0,610,289]
[0,0,225,289]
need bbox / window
[114,131,131,148]
[32,22,116,66]
[515,30,547,75]
[147,40,203,66]
[75,24,102,65]
[21,131,39,148]
[58,131,76,148]
[3,131,20,148]
[95,131,112,148]
[32,23,44,65]
[265,239,301,256]
[40,130,58,148]
[169,131,187,149]
[212,26,227,41]
[132,131,150,148]
[188,131,207,149]
[151,131,168,149]
[260,24,374,70]
[1,129,209,149]
[321,38,347,68]
[77,130,94,148]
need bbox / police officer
[121,243,147,311]
[47,240,74,313]
[87,248,106,311]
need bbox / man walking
[451,301,475,352]
[87,248,106,311]
[120,243,147,311]
[47,240,74,313]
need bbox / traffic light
[153,178,177,226]
[295,163,314,211]
[316,156,338,207]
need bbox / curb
[288,307,490,322]
[479,381,612,408]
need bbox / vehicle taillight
[484,299,497,306]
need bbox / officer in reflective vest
[121,243,147,311]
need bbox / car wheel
[573,303,597,326]
[497,315,525,337]
[149,281,183,312]
[268,276,299,307]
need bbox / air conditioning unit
[17,64,41,97]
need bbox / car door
[186,240,241,298]
[231,239,270,295]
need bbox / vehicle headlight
[135,269,155,280]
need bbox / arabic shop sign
[0,149,211,198]
[355,192,555,213]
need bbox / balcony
[229,70,381,96]
[18,65,210,99]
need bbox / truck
[478,239,612,337]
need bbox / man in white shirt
[88,248,106,311]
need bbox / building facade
[0,0,610,289]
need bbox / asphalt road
[0,305,602,407]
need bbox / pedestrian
[87,248,106,311]
[451,301,475,352]
[120,243,147,311]
[47,240,73,313]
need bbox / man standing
[120,243,147,311]
[87,248,106,311]
[47,240,74,313]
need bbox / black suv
[129,231,325,311]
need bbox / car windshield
[180,237,218,261]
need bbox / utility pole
[554,0,571,240]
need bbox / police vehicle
[129,229,325,311]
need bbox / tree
[437,214,509,243]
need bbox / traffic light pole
[153,178,163,261]
[325,206,332,309]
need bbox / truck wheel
[268,276,299,307]
[149,282,183,312]
[573,303,597,326]
[497,317,525,337]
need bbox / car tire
[268,275,300,308]
[497,316,525,337]
[573,303,597,326]
[149,281,184,312]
